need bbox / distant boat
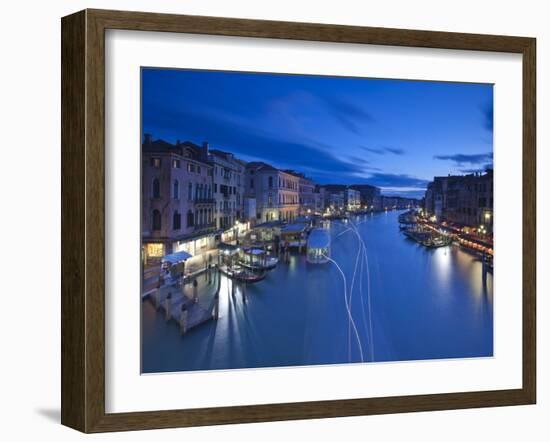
[306,228,331,264]
[423,236,452,248]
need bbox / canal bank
[142,210,493,373]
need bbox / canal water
[142,210,493,373]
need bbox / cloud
[481,101,494,132]
[361,146,405,155]
[320,96,375,135]
[143,103,366,178]
[385,147,405,155]
[434,152,493,166]
[348,155,370,165]
[365,173,430,189]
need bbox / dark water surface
[142,211,493,373]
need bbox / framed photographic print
[61,9,536,433]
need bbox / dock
[143,268,221,335]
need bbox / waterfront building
[381,195,419,210]
[350,183,381,208]
[296,173,316,215]
[320,185,346,212]
[245,162,300,222]
[320,184,361,212]
[142,135,215,265]
[208,149,246,242]
[313,186,325,214]
[344,188,361,211]
[424,170,493,233]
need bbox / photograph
[140,68,494,374]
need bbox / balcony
[194,222,216,232]
[193,197,215,204]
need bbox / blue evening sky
[142,68,493,199]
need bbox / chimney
[143,133,152,145]
[201,141,209,160]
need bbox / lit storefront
[221,221,250,243]
[143,242,165,266]
[173,233,216,257]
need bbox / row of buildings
[142,134,418,264]
[424,170,493,234]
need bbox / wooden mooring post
[179,304,188,335]
[164,292,172,321]
[482,252,488,288]
[213,292,220,320]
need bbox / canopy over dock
[161,250,193,265]
[307,228,330,249]
[243,247,266,256]
[306,228,331,263]
[280,224,307,235]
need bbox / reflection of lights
[434,247,451,284]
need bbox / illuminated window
[146,243,164,257]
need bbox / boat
[240,247,279,271]
[422,235,452,248]
[306,228,331,264]
[218,264,267,283]
[402,227,451,248]
[398,210,418,229]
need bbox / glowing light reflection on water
[142,210,493,373]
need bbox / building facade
[209,149,245,233]
[245,162,300,223]
[297,174,316,215]
[350,184,381,208]
[142,135,215,264]
[321,185,346,211]
[424,170,493,233]
[344,188,361,211]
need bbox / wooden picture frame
[61,9,536,433]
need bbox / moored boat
[240,247,279,271]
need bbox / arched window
[173,210,181,230]
[152,209,161,231]
[173,179,180,199]
[152,178,160,199]
[186,210,194,227]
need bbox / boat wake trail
[322,253,364,363]
[340,217,376,362]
